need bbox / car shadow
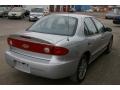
[11,71,78,85]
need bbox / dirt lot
[0,16,120,85]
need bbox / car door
[92,17,109,49]
[84,17,103,60]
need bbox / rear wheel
[105,16,108,19]
[70,54,88,83]
[0,13,4,17]
[29,18,32,21]
[8,16,11,19]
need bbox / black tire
[70,54,88,83]
[25,10,30,16]
[0,14,4,18]
[105,38,113,54]
[8,16,11,19]
[105,16,108,19]
[29,18,32,22]
[2,13,5,17]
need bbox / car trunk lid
[8,31,67,60]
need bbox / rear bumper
[29,17,38,21]
[29,16,41,21]
[113,20,120,24]
[5,50,77,79]
[8,16,22,19]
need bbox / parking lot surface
[0,16,120,85]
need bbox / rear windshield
[31,8,44,12]
[28,15,78,36]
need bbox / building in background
[92,5,113,12]
[72,5,92,12]
[23,5,49,11]
[2,5,117,13]
[112,5,120,14]
[0,5,92,12]
[0,5,49,12]
[49,5,92,12]
[49,5,71,12]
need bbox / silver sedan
[5,14,113,82]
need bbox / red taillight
[7,38,69,56]
[53,47,69,55]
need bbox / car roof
[52,13,93,19]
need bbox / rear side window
[84,18,98,35]
[92,18,105,33]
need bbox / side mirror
[105,27,112,32]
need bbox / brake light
[9,40,13,45]
[7,38,69,56]
[53,47,68,55]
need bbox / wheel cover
[78,57,87,80]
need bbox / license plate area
[15,61,30,73]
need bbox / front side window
[28,15,78,36]
[84,18,98,35]
[92,18,105,33]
